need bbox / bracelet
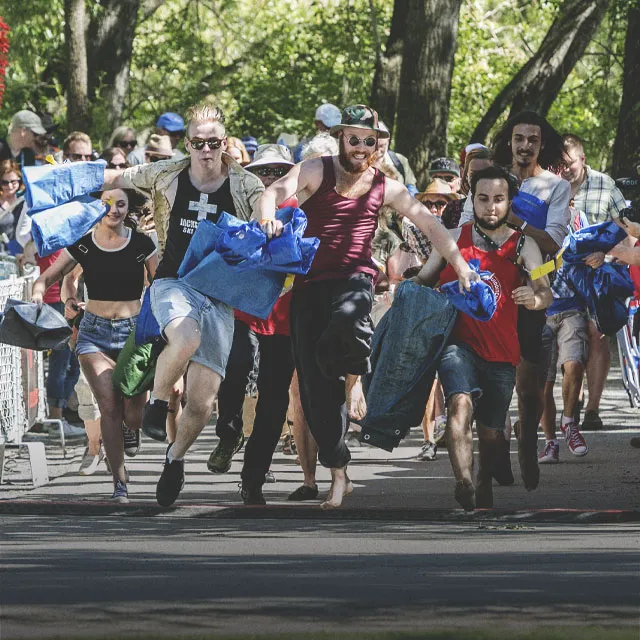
[520,221,528,233]
[64,297,78,305]
[260,218,275,223]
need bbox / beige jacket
[120,153,264,254]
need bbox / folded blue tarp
[178,207,319,319]
[439,259,497,321]
[22,160,106,213]
[563,220,628,264]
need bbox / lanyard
[472,223,530,276]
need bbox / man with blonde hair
[102,102,264,507]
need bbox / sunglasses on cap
[189,137,225,151]
[344,134,377,148]
[253,166,290,178]
[108,162,128,169]
[0,179,20,187]
[117,139,137,149]
[68,153,93,162]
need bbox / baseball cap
[246,144,294,169]
[315,103,341,129]
[10,110,46,136]
[241,136,259,155]
[429,157,460,177]
[329,104,390,139]
[156,112,185,133]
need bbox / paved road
[1,516,638,640]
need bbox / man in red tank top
[414,166,551,510]
[255,105,479,509]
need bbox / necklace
[472,223,530,276]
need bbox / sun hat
[429,157,460,177]
[417,178,461,201]
[329,105,390,139]
[10,110,46,135]
[246,144,294,169]
[145,134,173,157]
[156,112,185,133]
[315,103,341,129]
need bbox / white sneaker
[433,417,447,446]
[78,447,104,475]
[56,419,87,438]
[538,440,559,464]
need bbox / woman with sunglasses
[0,159,25,255]
[31,189,159,503]
[100,147,130,171]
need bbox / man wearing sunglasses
[256,104,479,509]
[63,131,94,163]
[429,157,462,194]
[102,102,264,507]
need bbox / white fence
[0,271,47,445]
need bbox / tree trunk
[394,0,463,187]
[612,1,640,178]
[88,0,143,131]
[65,0,90,132]
[369,0,409,136]
[470,0,610,144]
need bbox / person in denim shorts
[32,188,158,504]
[414,166,551,511]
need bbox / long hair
[492,111,565,172]
[460,148,492,196]
[95,188,141,230]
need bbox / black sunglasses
[434,174,457,183]
[117,140,137,149]
[68,153,92,162]
[107,162,128,169]
[189,137,225,151]
[344,134,377,148]
[423,199,448,209]
[253,166,290,178]
[0,179,20,186]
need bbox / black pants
[216,319,295,488]
[290,274,374,469]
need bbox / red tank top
[439,225,523,366]
[300,156,385,283]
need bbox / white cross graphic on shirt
[188,193,218,220]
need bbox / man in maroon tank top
[255,105,479,509]
[414,166,551,510]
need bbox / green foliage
[0,0,626,170]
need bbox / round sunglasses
[344,134,377,148]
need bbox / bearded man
[255,105,478,509]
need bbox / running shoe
[122,424,141,457]
[538,439,559,464]
[207,432,245,474]
[111,480,129,504]
[78,447,104,476]
[264,470,276,483]
[57,419,87,438]
[581,409,603,431]
[433,419,447,447]
[141,400,169,442]
[417,441,437,461]
[240,485,266,506]
[156,445,185,507]
[287,484,319,501]
[282,434,297,455]
[561,422,589,457]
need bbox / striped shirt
[572,166,627,225]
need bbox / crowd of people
[1,99,637,510]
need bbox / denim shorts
[76,311,137,361]
[150,278,234,378]
[438,343,516,430]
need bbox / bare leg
[78,353,126,484]
[345,374,367,422]
[152,317,201,402]
[170,362,221,460]
[49,406,64,420]
[541,380,557,441]
[166,379,184,444]
[422,378,438,442]
[446,393,474,485]
[84,418,102,456]
[320,466,354,509]
[585,321,609,414]
[476,424,503,509]
[515,358,543,491]
[563,361,584,421]
[290,371,317,488]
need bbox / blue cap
[241,136,259,153]
[156,112,185,133]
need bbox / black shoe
[122,424,141,457]
[287,484,319,501]
[156,444,185,507]
[240,485,266,505]
[207,432,245,474]
[142,400,170,442]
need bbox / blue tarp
[439,259,497,321]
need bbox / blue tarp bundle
[439,259,497,321]
[22,161,108,256]
[562,220,628,264]
[178,206,319,319]
[512,191,548,230]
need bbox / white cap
[314,103,341,128]
[246,144,294,169]
[465,142,488,154]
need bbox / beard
[338,137,380,174]
[474,210,509,231]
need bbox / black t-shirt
[65,229,157,301]
[155,167,237,279]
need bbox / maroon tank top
[300,156,385,282]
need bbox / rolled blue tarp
[439,259,497,321]
[22,160,106,214]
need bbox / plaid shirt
[573,166,626,225]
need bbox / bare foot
[346,375,367,422]
[321,468,354,509]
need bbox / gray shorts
[150,278,234,379]
[542,310,589,384]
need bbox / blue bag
[563,220,628,264]
[178,207,318,319]
[439,259,497,321]
[22,161,106,214]
[512,191,548,230]
[135,288,162,346]
[29,196,109,257]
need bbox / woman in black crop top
[32,189,158,503]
